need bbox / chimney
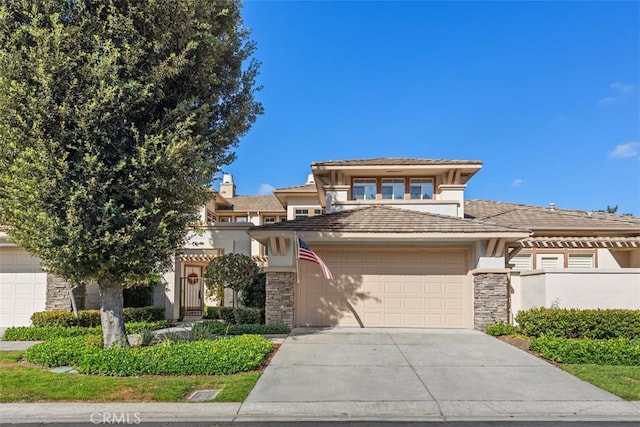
[306,173,315,184]
[549,202,555,211]
[220,174,235,198]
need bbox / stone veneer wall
[46,274,86,311]
[473,272,509,330]
[265,271,295,327]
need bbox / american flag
[298,238,333,280]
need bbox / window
[510,255,532,271]
[353,179,376,200]
[264,216,276,224]
[235,216,247,223]
[218,216,231,223]
[410,179,433,200]
[381,179,404,200]
[295,209,309,219]
[314,209,325,215]
[568,254,594,268]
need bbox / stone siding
[265,271,295,327]
[46,275,86,311]
[473,272,509,330]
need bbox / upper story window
[353,179,376,200]
[235,216,247,223]
[382,179,404,200]
[295,209,309,219]
[264,216,276,224]
[218,216,232,223]
[314,209,325,215]
[410,179,434,200]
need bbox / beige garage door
[0,250,47,327]
[297,247,471,328]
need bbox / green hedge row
[203,307,264,324]
[515,308,640,339]
[30,306,166,327]
[24,334,273,374]
[3,321,169,341]
[529,336,640,365]
[193,321,290,338]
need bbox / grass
[0,351,259,403]
[560,364,640,401]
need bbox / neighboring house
[465,200,640,320]
[1,157,638,329]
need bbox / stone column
[265,269,296,327]
[472,270,509,330]
[46,275,87,311]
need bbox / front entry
[181,265,204,317]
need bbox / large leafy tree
[0,0,262,347]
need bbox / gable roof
[218,195,285,213]
[254,205,528,234]
[312,158,482,167]
[465,200,640,232]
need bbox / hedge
[529,336,640,365]
[24,335,103,367]
[30,306,165,327]
[77,335,273,376]
[515,307,640,339]
[3,321,169,341]
[203,307,264,324]
[193,321,290,338]
[485,321,520,337]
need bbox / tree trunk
[99,278,129,348]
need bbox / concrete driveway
[240,328,630,420]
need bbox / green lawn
[560,364,640,401]
[0,351,259,402]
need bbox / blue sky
[223,1,640,215]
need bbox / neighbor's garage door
[297,247,471,328]
[0,250,47,327]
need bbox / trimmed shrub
[3,326,101,341]
[240,271,266,308]
[30,311,75,327]
[195,321,289,336]
[530,336,640,365]
[485,321,520,337]
[123,306,165,322]
[77,310,101,327]
[77,335,273,376]
[24,335,103,367]
[203,307,264,324]
[125,321,170,334]
[3,322,168,341]
[516,308,640,339]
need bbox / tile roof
[220,195,285,212]
[254,205,527,234]
[274,183,317,193]
[465,200,640,231]
[311,158,483,166]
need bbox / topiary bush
[529,336,640,365]
[516,307,640,339]
[77,335,273,376]
[24,335,103,367]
